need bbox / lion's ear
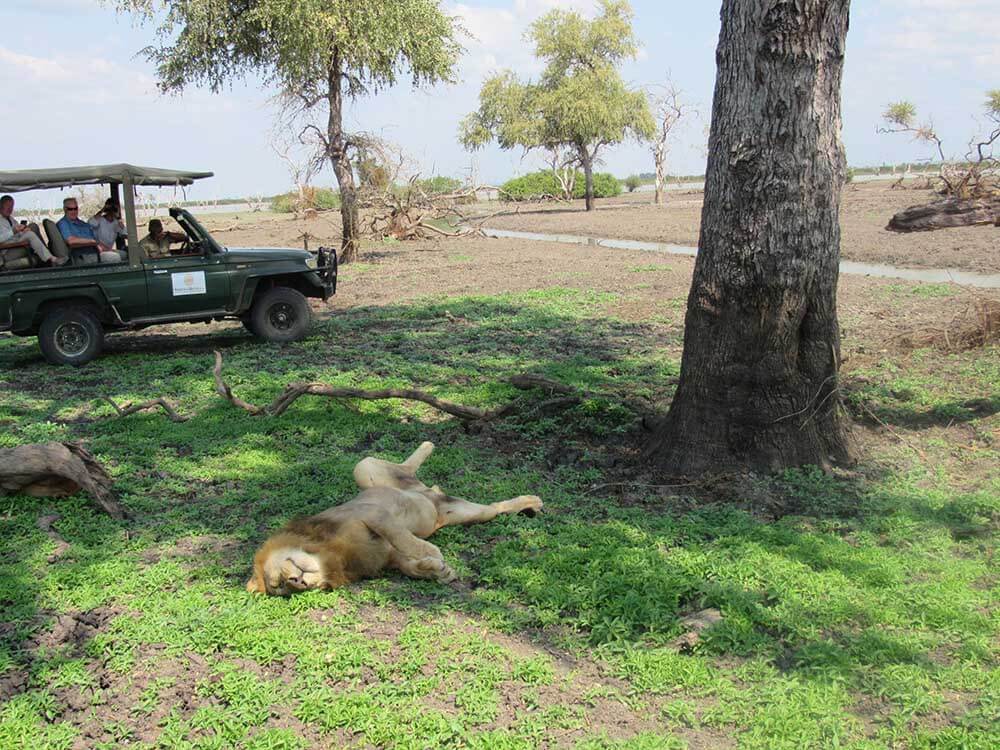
[246,574,265,594]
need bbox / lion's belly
[317,488,439,538]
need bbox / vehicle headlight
[305,255,318,269]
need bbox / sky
[0,0,996,205]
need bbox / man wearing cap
[139,219,187,259]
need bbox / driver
[139,219,188,259]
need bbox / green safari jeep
[0,164,336,365]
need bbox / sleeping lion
[246,442,543,596]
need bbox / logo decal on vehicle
[171,271,207,296]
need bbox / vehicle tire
[38,306,104,366]
[250,287,312,343]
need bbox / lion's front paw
[435,564,458,584]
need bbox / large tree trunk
[327,58,360,264]
[647,0,854,477]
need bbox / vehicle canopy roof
[0,164,213,193]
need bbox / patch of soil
[28,606,121,653]
[481,182,999,274]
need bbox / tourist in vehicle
[89,199,127,260]
[57,198,119,263]
[0,194,66,267]
[139,218,187,259]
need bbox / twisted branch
[102,397,189,423]
[211,351,614,422]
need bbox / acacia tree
[460,0,654,211]
[647,79,694,206]
[647,0,854,477]
[113,1,464,263]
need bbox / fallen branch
[102,397,188,423]
[37,514,70,561]
[211,351,640,423]
[0,442,125,519]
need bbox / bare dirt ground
[198,209,985,356]
[479,181,999,274]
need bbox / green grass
[0,287,997,749]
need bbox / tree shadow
[0,293,991,741]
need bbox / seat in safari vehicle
[0,242,38,271]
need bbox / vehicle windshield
[169,207,224,254]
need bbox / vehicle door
[143,247,230,317]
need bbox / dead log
[0,442,125,519]
[886,197,1000,232]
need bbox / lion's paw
[513,495,544,517]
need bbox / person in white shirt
[89,199,126,262]
[0,194,64,266]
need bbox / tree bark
[654,142,666,205]
[0,442,125,519]
[647,0,854,477]
[580,147,595,211]
[886,197,1000,232]
[327,54,360,264]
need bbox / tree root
[102,397,189,423]
[209,351,648,422]
[0,442,125,519]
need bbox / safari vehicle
[0,164,335,365]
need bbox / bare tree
[647,78,695,205]
[543,146,579,200]
[879,94,1000,199]
[271,127,322,217]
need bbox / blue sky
[0,0,996,204]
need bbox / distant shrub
[417,175,463,195]
[500,170,621,201]
[271,186,340,213]
[625,174,641,192]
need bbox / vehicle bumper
[317,246,338,301]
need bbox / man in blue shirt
[57,198,119,263]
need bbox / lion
[245,441,543,596]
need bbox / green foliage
[883,101,917,128]
[117,1,465,99]
[501,170,621,201]
[271,186,340,213]
[624,174,641,192]
[417,175,463,195]
[986,89,1000,115]
[460,0,653,206]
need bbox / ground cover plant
[0,274,997,748]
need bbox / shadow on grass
[0,291,994,742]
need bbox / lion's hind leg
[353,441,435,490]
[434,495,543,529]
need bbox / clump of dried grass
[898,296,1000,352]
